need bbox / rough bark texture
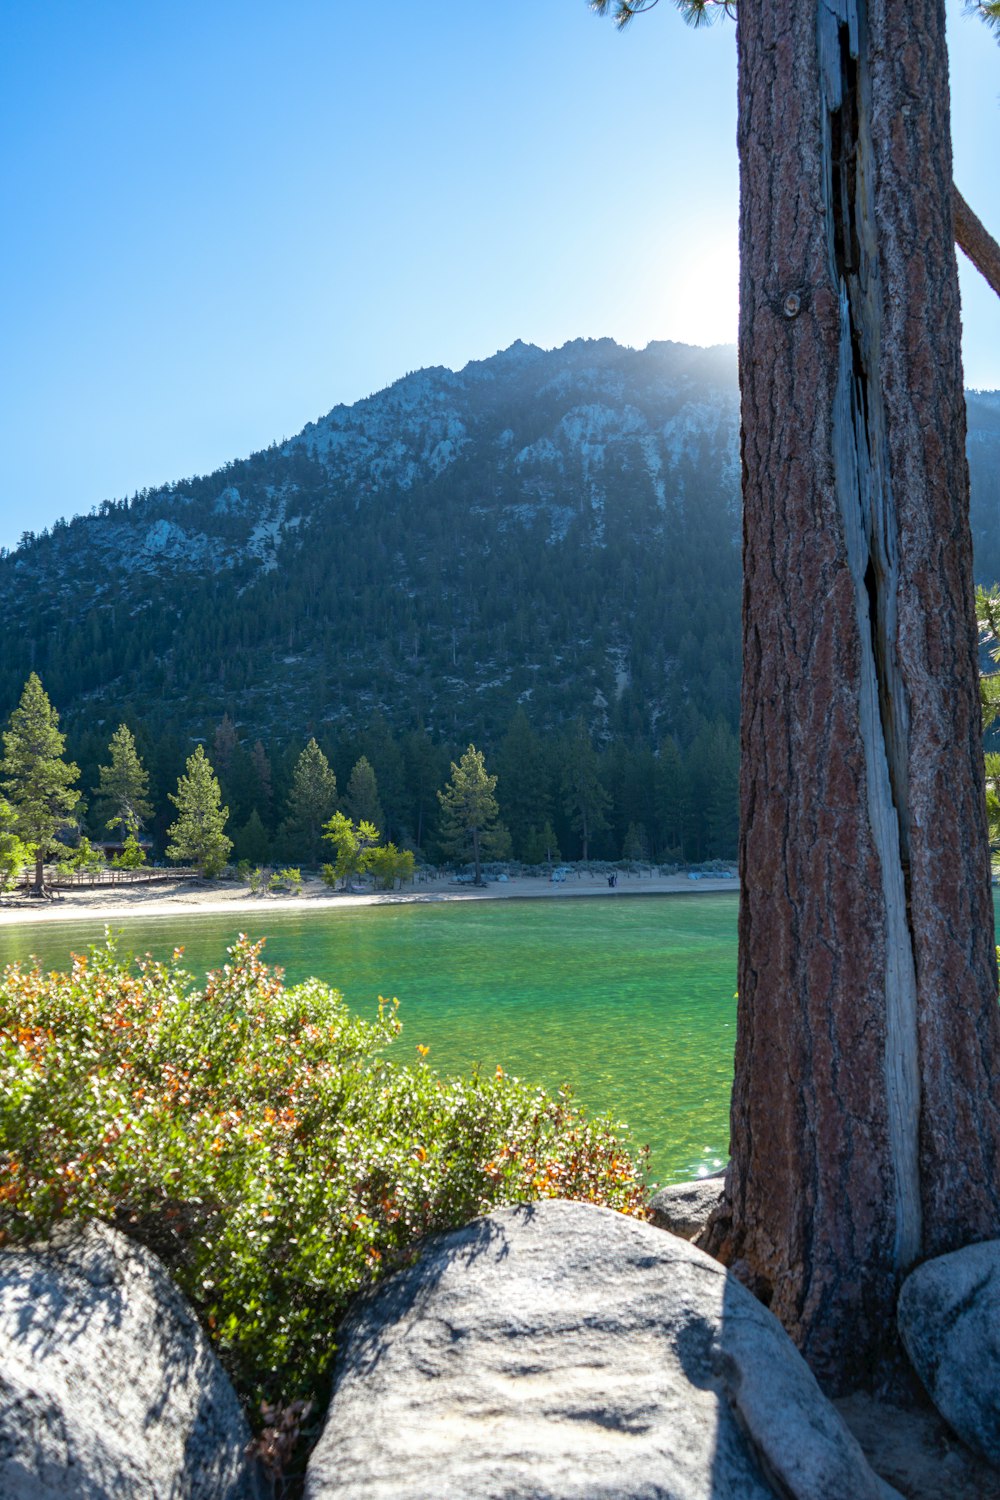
[705,0,1000,1391]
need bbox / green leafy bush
[0,935,648,1410]
[111,833,146,870]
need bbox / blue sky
[0,0,996,551]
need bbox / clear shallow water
[0,894,740,1183]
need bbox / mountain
[3,339,998,760]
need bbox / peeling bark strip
[708,0,1000,1390]
[818,0,923,1276]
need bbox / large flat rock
[898,1239,1000,1468]
[0,1220,263,1500]
[305,1198,899,1500]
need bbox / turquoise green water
[0,894,738,1185]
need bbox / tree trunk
[706,0,1000,1391]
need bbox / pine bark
[706,0,1000,1390]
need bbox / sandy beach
[0,869,738,927]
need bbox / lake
[0,892,738,1183]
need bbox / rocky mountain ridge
[2,338,996,752]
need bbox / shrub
[0,935,648,1412]
[111,833,146,870]
[57,837,106,877]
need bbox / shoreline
[0,871,738,928]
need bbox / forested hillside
[2,340,997,865]
[2,339,741,743]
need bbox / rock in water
[0,1220,264,1499]
[898,1240,1000,1467]
[649,1175,725,1241]
[305,1199,900,1500]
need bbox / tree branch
[952,185,1000,302]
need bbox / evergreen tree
[523,819,560,868]
[111,832,145,870]
[166,745,232,877]
[622,821,649,863]
[249,740,273,823]
[345,756,384,830]
[496,707,552,861]
[684,719,739,862]
[1,674,80,892]
[560,719,609,862]
[589,0,1000,1384]
[234,808,270,865]
[366,841,416,891]
[95,723,154,839]
[279,738,338,864]
[985,753,1000,853]
[322,811,380,888]
[217,743,257,829]
[654,736,690,860]
[212,713,238,776]
[403,726,447,850]
[356,713,406,840]
[0,798,34,892]
[437,745,507,885]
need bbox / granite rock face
[0,1220,263,1500]
[836,1391,1000,1500]
[305,1198,900,1500]
[648,1175,725,1241]
[898,1239,1000,1468]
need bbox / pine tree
[249,740,273,823]
[234,808,270,865]
[592,0,1000,1386]
[523,819,560,868]
[322,811,380,888]
[95,724,154,839]
[985,753,1000,853]
[0,798,34,892]
[356,713,406,840]
[622,821,649,863]
[496,708,552,861]
[654,736,690,861]
[560,719,609,862]
[1,674,80,892]
[166,746,232,877]
[279,738,338,864]
[403,727,447,850]
[366,841,416,891]
[212,713,238,775]
[437,745,507,885]
[345,756,384,830]
[111,832,145,870]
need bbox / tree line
[0,675,740,891]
